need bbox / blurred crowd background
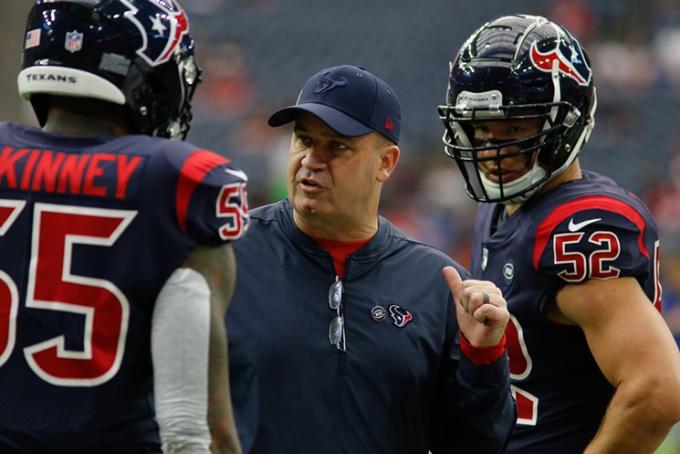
[189,0,680,352]
[2,0,680,451]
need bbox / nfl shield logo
[65,31,84,53]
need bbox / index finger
[442,266,463,304]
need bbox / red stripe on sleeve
[532,195,648,270]
[176,150,230,233]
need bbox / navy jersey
[470,171,660,453]
[0,122,248,453]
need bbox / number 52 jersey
[470,170,660,454]
[0,123,249,452]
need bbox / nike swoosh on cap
[567,217,602,232]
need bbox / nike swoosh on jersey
[224,168,249,181]
[567,217,602,232]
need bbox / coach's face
[287,113,398,233]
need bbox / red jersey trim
[176,150,230,233]
[460,333,507,365]
[532,195,648,271]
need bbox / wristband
[460,333,506,365]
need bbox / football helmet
[438,14,597,204]
[18,0,201,139]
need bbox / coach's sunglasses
[328,277,346,352]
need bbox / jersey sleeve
[175,149,249,244]
[532,196,654,284]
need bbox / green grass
[656,423,680,454]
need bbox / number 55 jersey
[0,122,249,452]
[470,170,660,454]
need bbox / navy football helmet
[18,0,200,139]
[438,14,597,203]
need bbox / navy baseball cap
[268,65,401,144]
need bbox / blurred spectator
[544,0,596,41]
[646,148,680,231]
[589,42,657,91]
[660,229,680,346]
[195,40,255,117]
[651,5,680,92]
[645,146,680,347]
[230,109,291,205]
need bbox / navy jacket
[228,199,514,454]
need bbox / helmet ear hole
[146,72,170,98]
[146,73,172,117]
[141,66,184,136]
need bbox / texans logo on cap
[313,72,348,95]
[120,0,189,66]
[388,304,413,328]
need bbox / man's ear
[377,143,400,183]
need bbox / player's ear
[376,138,400,183]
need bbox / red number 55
[0,200,136,387]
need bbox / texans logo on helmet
[388,304,413,328]
[529,41,592,86]
[120,0,189,67]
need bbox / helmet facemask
[439,100,588,204]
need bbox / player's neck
[505,160,582,216]
[42,97,132,137]
[43,109,129,137]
